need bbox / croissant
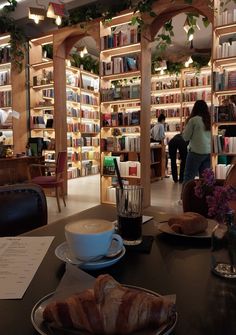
[43,274,175,334]
[168,212,208,235]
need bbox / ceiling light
[47,2,68,26]
[188,34,194,41]
[183,17,190,33]
[77,46,88,58]
[188,56,193,64]
[28,7,46,24]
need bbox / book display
[212,0,236,178]
[29,35,55,161]
[0,35,13,148]
[100,12,141,203]
[66,66,100,179]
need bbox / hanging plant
[0,0,27,72]
[71,53,99,74]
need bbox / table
[0,156,44,185]
[0,204,235,335]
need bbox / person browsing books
[168,133,188,183]
[150,113,166,143]
[182,100,211,185]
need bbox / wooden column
[12,55,28,154]
[53,39,67,192]
[140,26,152,208]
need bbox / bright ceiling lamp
[46,2,68,26]
[77,46,88,58]
[28,6,46,24]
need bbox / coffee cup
[65,219,123,261]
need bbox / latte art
[66,219,114,234]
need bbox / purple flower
[194,168,236,222]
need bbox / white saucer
[55,242,126,270]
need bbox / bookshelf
[100,12,142,204]
[29,35,55,161]
[212,0,236,178]
[66,66,100,179]
[0,36,13,150]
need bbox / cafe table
[0,204,235,335]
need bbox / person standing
[182,99,211,184]
[168,133,188,183]
[150,113,166,143]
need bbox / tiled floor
[47,175,183,224]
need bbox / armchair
[28,151,67,212]
[0,183,47,236]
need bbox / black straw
[113,158,123,190]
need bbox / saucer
[55,242,126,270]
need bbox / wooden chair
[182,164,236,216]
[28,151,67,212]
[0,183,47,236]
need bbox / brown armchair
[0,183,47,236]
[182,164,236,217]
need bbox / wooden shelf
[101,98,140,105]
[151,88,181,94]
[101,70,141,81]
[214,89,236,96]
[33,83,54,89]
[101,43,141,57]
[31,60,53,70]
[213,56,236,68]
[182,85,211,91]
[214,23,236,36]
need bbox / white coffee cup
[65,219,123,261]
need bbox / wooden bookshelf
[212,0,236,178]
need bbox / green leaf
[202,17,210,28]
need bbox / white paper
[0,236,54,299]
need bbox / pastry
[168,212,208,235]
[43,274,175,334]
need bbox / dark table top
[0,204,235,335]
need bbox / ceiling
[1,1,212,60]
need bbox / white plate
[31,287,177,335]
[157,219,217,239]
[55,242,126,270]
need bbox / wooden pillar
[140,27,152,208]
[53,40,67,193]
[12,55,28,154]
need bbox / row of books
[67,107,80,118]
[101,85,140,102]
[183,75,211,87]
[67,150,99,162]
[151,108,181,118]
[215,41,236,59]
[33,70,53,86]
[213,70,236,91]
[67,164,99,179]
[216,9,236,26]
[101,25,140,50]
[66,90,80,103]
[0,46,11,64]
[165,122,181,132]
[81,109,99,119]
[80,123,100,133]
[0,91,11,107]
[151,79,180,91]
[0,70,11,86]
[151,94,181,105]
[81,94,98,106]
[66,73,80,87]
[103,156,140,177]
[42,88,54,98]
[100,54,140,76]
[102,111,140,127]
[182,91,211,102]
[101,135,140,152]
[215,164,234,180]
[67,136,99,148]
[31,116,53,129]
[213,105,236,122]
[213,135,236,153]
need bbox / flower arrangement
[194,168,236,223]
